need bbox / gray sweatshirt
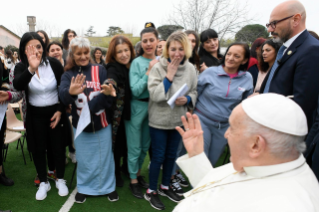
[195,65,253,123]
[148,57,198,129]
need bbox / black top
[105,62,131,120]
[247,64,259,89]
[199,48,222,68]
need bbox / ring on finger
[185,128,190,131]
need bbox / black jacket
[13,57,70,152]
[59,63,113,132]
[199,48,222,68]
[260,30,319,131]
[305,96,319,181]
[105,62,131,120]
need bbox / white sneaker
[68,152,77,163]
[36,182,51,200]
[56,179,69,196]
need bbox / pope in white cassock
[173,93,319,212]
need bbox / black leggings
[30,105,65,182]
[0,117,6,166]
[114,119,128,177]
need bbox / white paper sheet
[13,126,24,130]
[75,101,91,140]
[167,83,189,109]
[0,103,8,129]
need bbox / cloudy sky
[1,0,318,38]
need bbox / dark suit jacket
[304,96,319,181]
[260,30,319,130]
[13,57,70,153]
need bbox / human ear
[293,14,302,26]
[241,58,248,65]
[249,135,266,158]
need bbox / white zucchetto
[242,93,308,136]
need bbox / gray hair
[243,115,306,159]
[68,37,91,57]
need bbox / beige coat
[148,57,197,129]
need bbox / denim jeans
[149,127,181,190]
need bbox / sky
[1,0,318,38]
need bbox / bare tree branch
[168,0,255,39]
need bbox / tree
[106,26,124,37]
[169,0,254,40]
[4,45,19,54]
[157,25,184,40]
[85,26,96,37]
[235,24,269,44]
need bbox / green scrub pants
[125,100,150,179]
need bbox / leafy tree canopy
[85,26,96,37]
[157,25,184,40]
[106,26,124,37]
[235,24,269,44]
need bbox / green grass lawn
[0,113,229,212]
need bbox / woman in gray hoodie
[146,31,197,210]
[195,42,253,166]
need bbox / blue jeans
[171,139,187,175]
[149,127,181,190]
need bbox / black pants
[0,117,6,166]
[114,119,128,177]
[30,105,65,182]
[46,145,55,171]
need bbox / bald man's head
[275,1,306,22]
[268,0,306,42]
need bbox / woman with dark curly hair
[61,29,77,60]
[254,39,282,92]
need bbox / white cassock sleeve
[176,152,213,187]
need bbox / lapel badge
[287,50,292,55]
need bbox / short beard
[280,23,293,43]
[272,37,283,43]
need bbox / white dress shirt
[28,61,59,107]
[283,29,306,55]
[174,152,319,212]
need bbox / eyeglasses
[266,15,294,29]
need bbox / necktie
[263,45,287,93]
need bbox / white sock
[48,170,54,174]
[161,184,169,190]
[147,188,154,193]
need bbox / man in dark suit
[259,1,319,131]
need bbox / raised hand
[50,111,61,129]
[100,84,116,97]
[146,59,159,76]
[166,58,181,81]
[199,62,208,73]
[0,91,9,104]
[69,74,86,95]
[25,45,41,73]
[176,112,204,158]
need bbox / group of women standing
[0,23,280,211]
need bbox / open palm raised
[100,84,116,97]
[176,112,204,158]
[69,74,87,95]
[25,45,41,73]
